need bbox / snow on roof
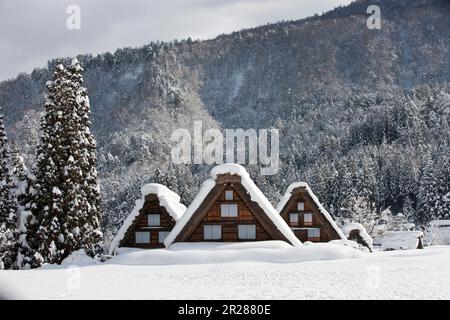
[276,182,346,240]
[140,183,186,221]
[109,183,186,254]
[164,164,302,247]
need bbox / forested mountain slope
[0,0,449,239]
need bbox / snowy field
[0,242,449,300]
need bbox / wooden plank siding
[279,186,341,243]
[188,188,272,241]
[119,194,177,249]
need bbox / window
[204,225,221,240]
[289,213,299,225]
[135,231,150,244]
[307,228,320,239]
[148,214,160,226]
[225,190,234,201]
[238,225,256,240]
[304,213,313,226]
[158,231,170,244]
[297,202,305,211]
[220,204,238,217]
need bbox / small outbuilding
[340,222,373,251]
[381,231,424,251]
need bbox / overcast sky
[0,0,352,81]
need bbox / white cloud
[0,0,352,81]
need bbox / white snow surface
[60,250,96,266]
[1,245,450,299]
[276,182,346,239]
[381,231,424,250]
[164,164,301,247]
[111,241,359,266]
[109,184,186,254]
[341,222,373,249]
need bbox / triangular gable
[276,182,345,239]
[109,184,186,254]
[164,164,301,247]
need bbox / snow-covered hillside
[1,245,449,300]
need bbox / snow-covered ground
[0,243,449,300]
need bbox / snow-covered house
[109,184,186,254]
[276,182,345,243]
[381,231,424,250]
[164,164,301,247]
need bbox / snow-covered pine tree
[417,154,440,226]
[21,63,69,266]
[25,61,102,266]
[0,109,19,270]
[65,58,103,257]
[9,141,26,179]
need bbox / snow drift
[109,241,362,266]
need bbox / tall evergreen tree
[23,60,103,266]
[0,109,19,269]
[66,59,103,257]
[417,154,440,225]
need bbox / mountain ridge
[1,0,449,237]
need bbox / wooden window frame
[204,225,222,240]
[135,231,151,244]
[220,203,238,217]
[225,190,234,201]
[307,228,320,239]
[148,214,161,227]
[238,224,256,240]
[289,213,299,226]
[303,213,313,226]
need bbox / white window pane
[158,231,170,244]
[238,225,245,239]
[204,225,212,240]
[225,190,233,201]
[304,213,313,223]
[308,228,320,238]
[221,204,238,217]
[220,204,228,216]
[135,231,150,244]
[289,213,298,224]
[229,204,238,216]
[213,225,221,239]
[298,202,305,211]
[247,225,256,239]
[238,225,256,240]
[148,214,160,226]
[204,225,221,240]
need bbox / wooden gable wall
[120,194,177,249]
[279,187,341,242]
[187,183,272,242]
[174,174,291,244]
